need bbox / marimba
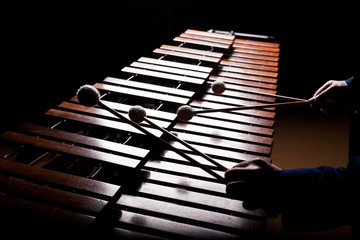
[0,29,279,239]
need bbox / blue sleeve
[278,157,360,232]
[345,74,360,110]
[346,75,359,89]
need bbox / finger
[226,180,264,203]
[313,98,337,115]
[308,97,316,104]
[225,168,262,183]
[225,159,279,183]
[316,90,335,103]
[225,160,267,182]
[310,97,332,113]
[320,107,333,115]
[231,158,268,169]
[313,84,340,105]
[231,160,253,168]
[313,80,333,98]
[310,100,321,112]
[226,180,250,200]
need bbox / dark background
[2,1,359,133]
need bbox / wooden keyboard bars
[0,29,281,239]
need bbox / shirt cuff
[346,76,355,86]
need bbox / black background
[2,1,359,133]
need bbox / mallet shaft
[97,101,225,182]
[143,117,228,171]
[195,100,310,114]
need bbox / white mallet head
[128,105,147,124]
[176,105,194,121]
[211,80,226,95]
[76,84,100,107]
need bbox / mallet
[128,105,228,171]
[210,79,307,101]
[76,85,225,181]
[177,100,309,121]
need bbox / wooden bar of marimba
[0,29,279,239]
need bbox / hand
[309,80,350,114]
[225,159,281,210]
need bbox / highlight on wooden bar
[0,29,280,239]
